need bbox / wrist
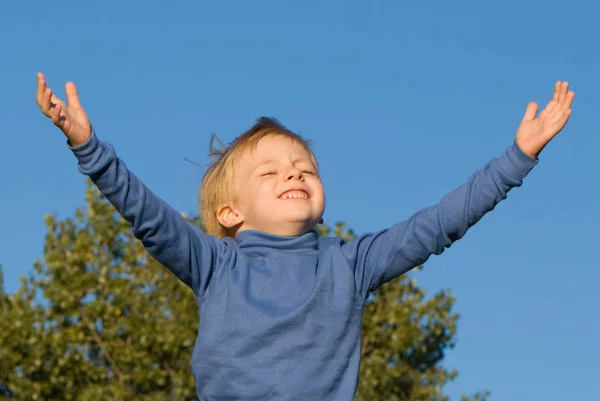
[513,140,539,163]
[514,138,541,160]
[68,126,97,152]
[67,126,93,148]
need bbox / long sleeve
[69,129,225,297]
[342,143,538,298]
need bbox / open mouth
[279,190,309,200]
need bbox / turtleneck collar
[235,229,319,252]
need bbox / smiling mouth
[279,190,309,200]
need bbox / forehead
[243,134,313,165]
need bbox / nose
[285,168,305,182]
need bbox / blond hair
[199,117,318,238]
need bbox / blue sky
[1,0,598,399]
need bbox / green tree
[0,183,488,401]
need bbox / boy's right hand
[36,73,91,147]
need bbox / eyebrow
[252,158,275,172]
[252,158,314,172]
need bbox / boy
[36,72,573,401]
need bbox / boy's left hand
[516,81,574,159]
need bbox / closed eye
[302,170,315,175]
[260,172,276,177]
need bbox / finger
[40,87,54,115]
[522,102,538,121]
[544,99,559,115]
[50,103,64,126]
[51,94,67,109]
[65,82,82,108]
[564,90,575,110]
[552,109,572,134]
[555,91,574,121]
[558,81,569,103]
[36,73,47,106]
[561,108,573,125]
[552,81,561,102]
[551,89,574,118]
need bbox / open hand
[516,81,574,159]
[36,73,91,147]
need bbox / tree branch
[80,309,125,382]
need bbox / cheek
[311,179,325,197]
[316,192,326,208]
[318,186,326,205]
[251,182,277,205]
[255,180,275,196]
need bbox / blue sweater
[71,130,537,401]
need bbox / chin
[293,218,320,233]
[271,215,317,233]
[285,212,317,224]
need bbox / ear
[217,205,244,228]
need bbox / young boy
[36,72,573,401]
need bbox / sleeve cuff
[498,142,539,181]
[68,127,101,159]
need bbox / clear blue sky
[1,0,598,399]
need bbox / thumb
[522,102,538,121]
[65,82,82,108]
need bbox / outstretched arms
[344,82,574,298]
[36,73,224,295]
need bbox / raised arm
[36,73,224,296]
[343,81,574,298]
[344,143,535,297]
[71,131,224,293]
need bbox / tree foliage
[0,183,488,400]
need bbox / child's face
[232,134,325,237]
